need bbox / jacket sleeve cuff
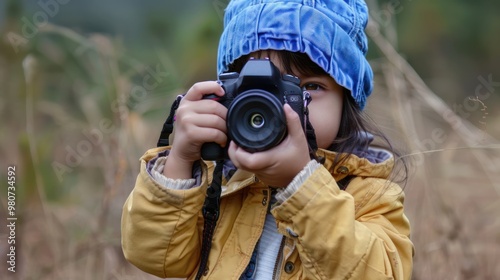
[150,156,196,190]
[145,149,202,190]
[275,160,322,204]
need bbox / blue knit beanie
[217,0,373,110]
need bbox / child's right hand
[163,81,227,179]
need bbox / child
[121,0,414,279]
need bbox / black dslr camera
[201,58,306,160]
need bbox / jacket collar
[320,131,395,181]
[221,145,394,197]
[317,148,394,182]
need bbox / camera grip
[200,93,227,160]
[201,142,225,161]
[202,93,221,101]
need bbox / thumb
[284,104,305,139]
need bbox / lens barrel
[227,89,287,152]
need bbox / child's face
[300,70,343,149]
[252,51,344,149]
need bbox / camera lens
[227,89,287,152]
[250,113,265,129]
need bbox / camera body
[201,58,306,160]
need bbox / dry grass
[367,19,500,280]
[1,18,499,280]
[1,24,173,280]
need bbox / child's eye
[301,83,321,91]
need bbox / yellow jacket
[121,147,413,279]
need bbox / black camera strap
[301,92,320,162]
[157,94,184,147]
[195,160,223,280]
[157,94,222,279]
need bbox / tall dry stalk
[366,7,500,279]
[1,19,171,278]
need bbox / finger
[183,81,224,101]
[284,104,306,140]
[228,141,270,171]
[180,113,227,134]
[183,126,228,148]
[227,141,240,167]
[178,99,228,120]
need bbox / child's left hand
[227,104,311,187]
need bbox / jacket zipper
[272,236,286,280]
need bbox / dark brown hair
[228,51,409,188]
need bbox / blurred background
[0,0,499,279]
